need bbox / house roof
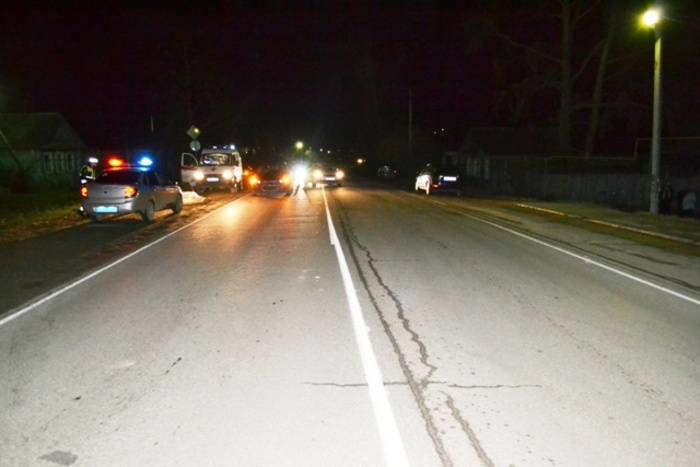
[459,127,559,157]
[0,113,87,150]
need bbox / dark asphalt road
[2,182,698,317]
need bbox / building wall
[0,149,94,188]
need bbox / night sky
[1,1,699,157]
[1,2,479,151]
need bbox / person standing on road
[681,189,696,217]
[79,157,98,184]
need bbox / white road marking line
[0,200,232,327]
[471,215,700,307]
[322,187,410,467]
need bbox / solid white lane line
[0,200,237,327]
[472,215,700,307]
[322,187,410,467]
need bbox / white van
[180,148,243,192]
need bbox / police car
[80,156,183,223]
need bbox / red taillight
[124,186,138,198]
[80,186,89,198]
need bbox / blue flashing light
[137,155,154,167]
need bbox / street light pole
[644,8,663,214]
[650,27,663,214]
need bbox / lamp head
[642,8,662,28]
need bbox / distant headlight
[194,171,204,181]
[222,170,233,180]
[292,166,308,181]
[313,169,323,180]
[335,170,345,180]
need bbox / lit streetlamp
[295,141,304,151]
[643,7,663,214]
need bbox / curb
[515,204,699,245]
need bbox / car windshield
[97,170,141,185]
[199,153,231,166]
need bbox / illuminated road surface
[2,181,699,466]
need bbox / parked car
[80,160,183,222]
[414,164,463,195]
[249,165,294,196]
[312,164,344,187]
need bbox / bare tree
[467,0,650,156]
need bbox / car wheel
[141,201,156,222]
[172,195,183,214]
[89,214,103,223]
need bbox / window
[65,152,76,172]
[43,152,54,174]
[54,152,65,173]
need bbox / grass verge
[0,188,85,242]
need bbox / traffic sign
[187,125,200,140]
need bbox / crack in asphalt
[304,381,543,390]
[303,381,409,388]
[447,383,542,390]
[444,392,495,467]
[333,198,455,467]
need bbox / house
[0,112,95,189]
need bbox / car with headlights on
[312,164,344,187]
[249,165,294,196]
[180,147,243,193]
[80,158,183,222]
[415,163,464,195]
